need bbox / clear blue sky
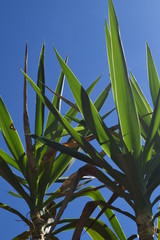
[1,0,160,239]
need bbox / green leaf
[22,70,123,182]
[54,75,101,138]
[0,148,19,170]
[0,97,27,175]
[32,135,96,166]
[146,43,160,107]
[44,57,67,137]
[8,191,23,198]
[54,186,127,240]
[108,0,141,160]
[54,48,124,171]
[35,42,45,137]
[54,218,118,240]
[37,147,55,208]
[105,19,116,104]
[49,153,74,187]
[0,157,33,209]
[145,152,160,184]
[44,85,79,111]
[130,72,152,140]
[142,90,160,167]
[147,152,160,195]
[0,202,30,226]
[94,83,111,112]
[86,75,101,95]
[77,189,127,239]
[72,200,118,240]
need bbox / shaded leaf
[44,57,67,137]
[54,218,118,240]
[142,90,160,167]
[0,202,31,226]
[12,231,30,240]
[0,157,33,209]
[23,43,37,203]
[35,42,45,137]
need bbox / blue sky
[1,0,160,239]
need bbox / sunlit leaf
[108,0,141,160]
[22,70,122,182]
[0,97,27,175]
[0,148,19,170]
[147,43,160,107]
[54,48,124,171]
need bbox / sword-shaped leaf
[86,75,101,95]
[105,20,116,104]
[147,43,160,107]
[35,42,45,137]
[12,231,30,240]
[0,157,33,208]
[0,148,19,170]
[46,165,128,239]
[32,135,97,166]
[141,90,160,168]
[94,83,111,112]
[0,202,30,227]
[72,201,124,240]
[22,70,124,183]
[37,147,56,208]
[23,43,37,203]
[54,49,123,171]
[130,72,152,140]
[72,187,127,240]
[0,97,26,175]
[54,218,118,240]
[44,57,67,137]
[108,0,141,160]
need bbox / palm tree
[24,0,160,239]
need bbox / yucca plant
[23,0,160,239]
[0,41,116,239]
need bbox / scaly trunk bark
[30,211,45,240]
[135,207,155,240]
[30,208,54,240]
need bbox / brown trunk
[136,208,155,240]
[30,208,54,240]
[30,210,46,240]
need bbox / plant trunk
[30,209,54,240]
[30,213,45,240]
[30,210,47,240]
[135,206,155,240]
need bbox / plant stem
[135,206,155,240]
